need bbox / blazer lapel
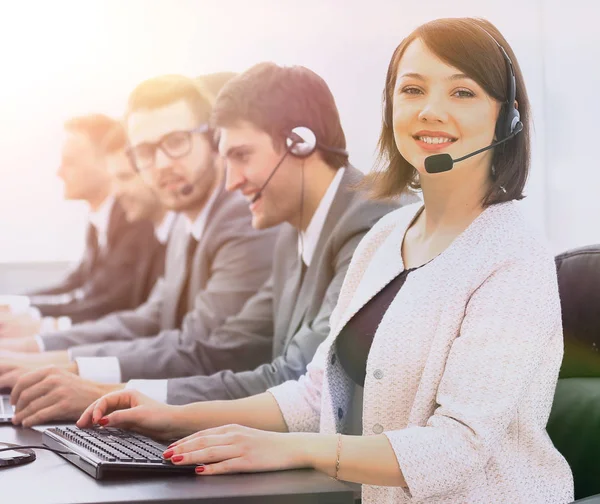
[284,167,362,341]
[164,223,194,328]
[105,201,125,250]
[278,253,305,341]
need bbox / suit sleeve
[40,279,165,351]
[27,261,86,298]
[69,220,280,381]
[29,221,159,323]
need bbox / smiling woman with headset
[78,17,574,503]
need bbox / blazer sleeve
[69,224,280,380]
[384,252,563,502]
[30,220,159,323]
[27,261,86,298]
[164,225,361,404]
[40,279,165,351]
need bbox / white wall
[542,0,600,252]
[0,0,593,274]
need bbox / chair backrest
[548,245,600,500]
[556,245,600,378]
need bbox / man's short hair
[64,114,121,151]
[212,63,347,169]
[126,74,213,124]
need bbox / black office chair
[547,245,600,501]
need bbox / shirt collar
[154,211,177,245]
[185,184,221,242]
[88,195,115,249]
[299,167,345,266]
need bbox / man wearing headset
[0,74,278,416]
[5,63,416,425]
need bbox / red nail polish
[98,418,109,426]
[171,455,184,463]
[195,465,205,473]
[163,450,174,459]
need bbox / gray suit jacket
[42,180,279,382]
[165,166,418,404]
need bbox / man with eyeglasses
[0,75,279,419]
[2,64,415,428]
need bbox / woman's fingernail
[163,450,174,459]
[98,417,109,426]
[171,455,184,463]
[195,465,205,474]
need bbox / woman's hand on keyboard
[77,389,187,440]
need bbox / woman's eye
[453,88,475,98]
[401,86,423,95]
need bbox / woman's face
[392,38,501,176]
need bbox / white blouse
[269,201,573,504]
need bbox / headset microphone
[250,126,348,205]
[250,150,292,204]
[424,122,523,174]
[180,183,194,196]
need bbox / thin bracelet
[334,433,342,480]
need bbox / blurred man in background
[0,114,164,340]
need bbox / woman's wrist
[287,433,339,476]
[171,403,206,438]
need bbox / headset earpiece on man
[285,126,349,159]
[250,126,348,204]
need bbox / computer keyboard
[43,426,193,479]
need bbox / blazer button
[331,353,336,365]
[338,407,343,420]
[373,369,384,380]
[372,423,384,434]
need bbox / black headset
[382,27,522,142]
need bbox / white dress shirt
[88,195,116,250]
[127,168,345,403]
[299,168,344,266]
[76,188,221,388]
[154,211,177,245]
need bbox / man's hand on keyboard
[0,350,74,389]
[77,389,186,441]
[0,336,40,353]
[9,366,124,427]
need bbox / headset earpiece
[285,126,348,159]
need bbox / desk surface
[1,425,354,504]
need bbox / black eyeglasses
[127,124,210,172]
